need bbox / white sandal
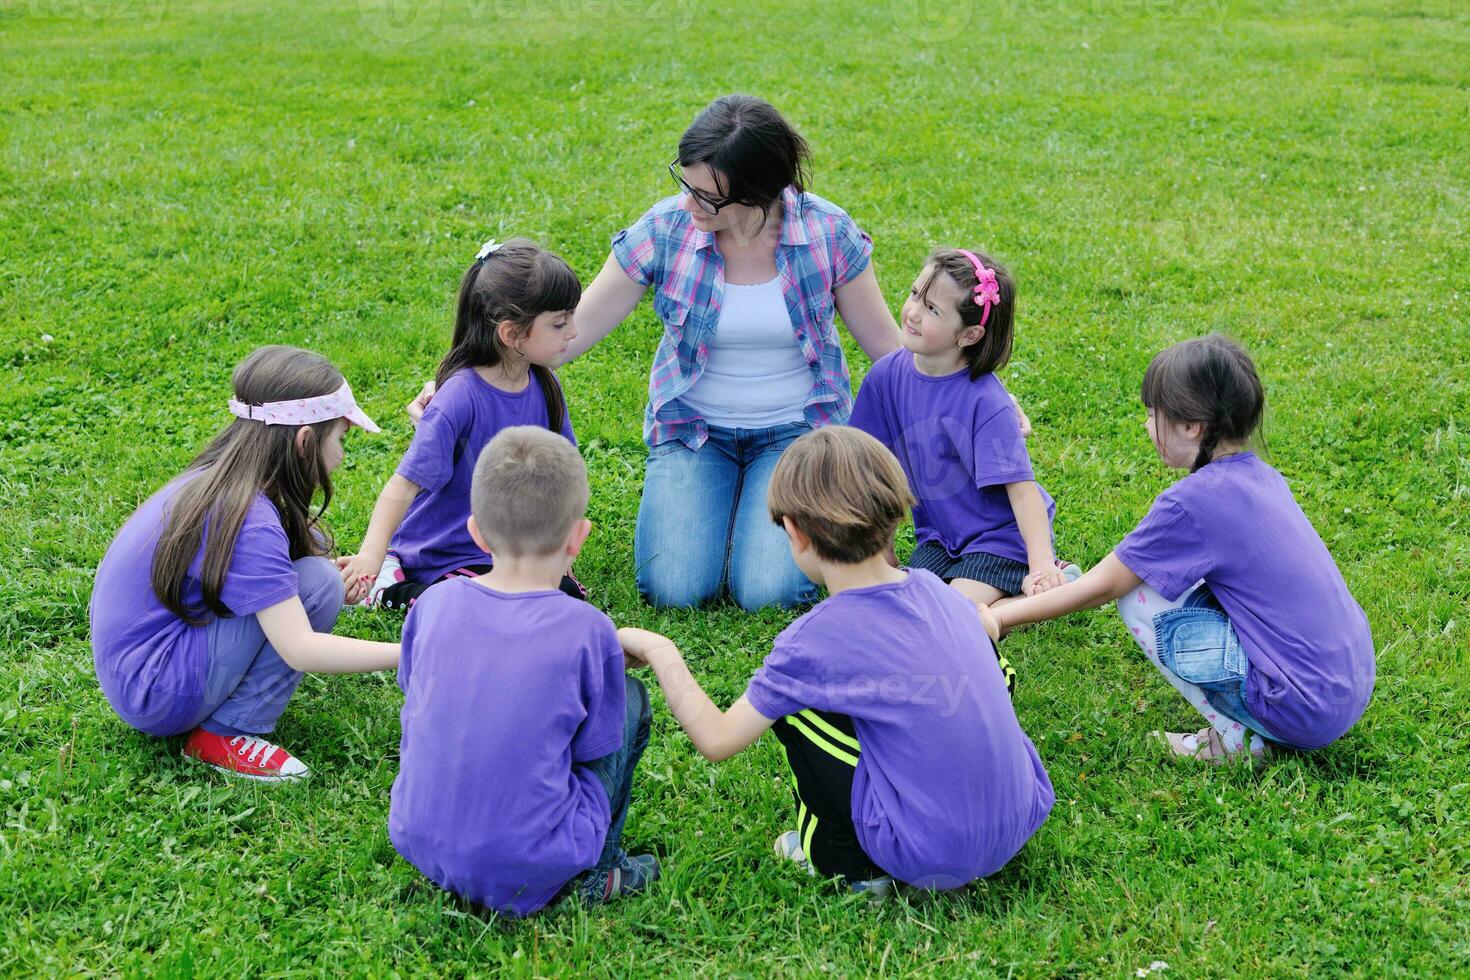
[1154,727,1271,767]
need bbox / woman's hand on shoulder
[406,381,436,426]
[1011,393,1033,439]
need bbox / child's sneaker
[774,830,813,874]
[774,830,893,898]
[576,850,659,904]
[359,554,405,609]
[1056,559,1082,584]
[182,728,310,782]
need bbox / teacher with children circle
[88,90,1376,915]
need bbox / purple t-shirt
[1115,453,1375,750]
[392,368,576,583]
[389,578,626,917]
[90,477,300,736]
[744,569,1054,887]
[849,351,1054,564]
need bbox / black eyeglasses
[667,160,740,215]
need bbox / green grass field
[3,0,1468,974]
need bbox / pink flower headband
[228,380,380,433]
[956,249,1001,328]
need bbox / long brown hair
[438,237,581,433]
[151,346,343,623]
[1141,334,1265,472]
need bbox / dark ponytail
[1141,334,1264,472]
[677,94,811,225]
[438,237,580,433]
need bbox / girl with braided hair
[983,335,1375,765]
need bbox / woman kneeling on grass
[981,335,1375,765]
[90,346,400,781]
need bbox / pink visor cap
[228,380,380,433]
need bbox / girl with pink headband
[90,345,399,781]
[849,248,1077,674]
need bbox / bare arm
[619,628,773,762]
[832,262,900,363]
[256,595,400,673]
[563,251,649,363]
[338,474,420,595]
[992,551,1142,633]
[1006,480,1062,594]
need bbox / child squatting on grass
[849,247,1078,628]
[619,426,1054,895]
[338,238,587,611]
[980,335,1376,765]
[389,426,657,916]
[89,346,400,781]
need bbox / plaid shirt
[611,186,874,449]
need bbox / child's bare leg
[949,577,1006,608]
[1117,582,1248,753]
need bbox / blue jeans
[193,556,344,738]
[579,676,652,871]
[1152,586,1279,742]
[634,422,820,611]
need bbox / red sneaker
[182,728,310,782]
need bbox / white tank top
[681,278,812,429]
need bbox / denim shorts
[1152,585,1279,742]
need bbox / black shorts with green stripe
[771,707,885,882]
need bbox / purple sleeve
[396,399,463,493]
[570,622,627,762]
[744,637,820,721]
[847,361,894,452]
[610,207,659,287]
[1115,495,1212,601]
[971,403,1035,489]
[830,212,874,290]
[218,520,299,616]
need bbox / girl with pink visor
[90,345,399,782]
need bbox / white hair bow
[475,238,503,261]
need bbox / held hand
[1023,566,1067,596]
[406,380,437,426]
[617,626,676,666]
[976,602,1002,643]
[337,553,382,604]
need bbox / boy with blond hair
[390,426,656,916]
[620,427,1053,892]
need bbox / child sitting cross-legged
[618,427,1054,894]
[389,426,657,917]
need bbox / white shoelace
[228,735,279,764]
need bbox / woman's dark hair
[1141,334,1265,472]
[438,237,581,433]
[677,94,811,223]
[919,248,1017,379]
[152,345,342,623]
